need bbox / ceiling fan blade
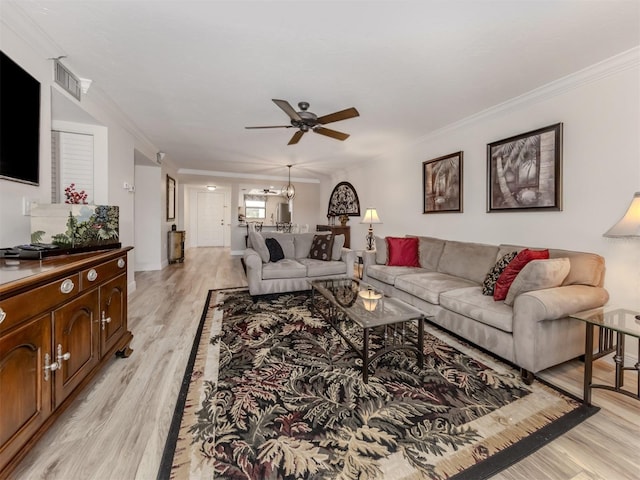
[245,125,292,129]
[317,107,359,125]
[273,99,302,121]
[314,127,350,141]
[288,130,305,145]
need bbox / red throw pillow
[493,248,549,301]
[386,237,420,267]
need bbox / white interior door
[197,192,225,246]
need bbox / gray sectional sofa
[244,231,356,296]
[363,235,609,382]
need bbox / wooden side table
[168,230,186,263]
[570,307,640,405]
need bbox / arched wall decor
[327,181,361,217]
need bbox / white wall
[0,22,53,247]
[134,164,162,270]
[330,49,640,313]
[1,5,166,291]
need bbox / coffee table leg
[584,323,594,405]
[417,316,424,369]
[363,327,369,383]
[614,332,625,389]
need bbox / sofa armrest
[341,248,356,278]
[243,248,263,290]
[362,250,377,280]
[512,285,609,372]
[513,285,610,324]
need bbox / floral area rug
[159,288,597,480]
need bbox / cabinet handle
[60,279,75,294]
[43,353,59,381]
[101,311,112,330]
[87,268,98,282]
[0,307,5,324]
[57,344,71,364]
[117,258,125,268]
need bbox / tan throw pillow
[504,258,570,306]
[248,231,270,263]
[331,234,345,261]
[375,236,387,264]
[308,234,334,261]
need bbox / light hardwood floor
[11,247,639,479]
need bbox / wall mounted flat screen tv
[0,51,41,185]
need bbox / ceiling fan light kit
[246,99,359,145]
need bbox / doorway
[196,191,225,246]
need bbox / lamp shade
[603,192,640,237]
[360,208,382,224]
[359,289,382,311]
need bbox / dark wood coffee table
[310,278,425,382]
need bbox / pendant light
[283,164,296,200]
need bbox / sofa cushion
[407,235,446,271]
[293,232,325,259]
[375,235,387,264]
[262,259,307,280]
[265,233,295,259]
[332,234,345,261]
[248,231,270,263]
[494,249,549,301]
[309,234,334,261]
[504,258,570,306]
[367,264,427,285]
[438,240,500,284]
[265,237,285,262]
[395,272,479,305]
[298,258,347,277]
[386,237,420,267]
[482,251,518,296]
[440,286,515,333]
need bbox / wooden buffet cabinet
[0,248,133,478]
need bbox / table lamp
[603,191,640,319]
[360,207,382,250]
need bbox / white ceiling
[8,0,640,184]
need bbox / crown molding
[415,45,640,143]
[3,2,160,156]
[178,168,321,184]
[1,2,64,59]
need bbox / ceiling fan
[245,99,359,145]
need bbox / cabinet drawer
[0,275,80,334]
[79,256,127,291]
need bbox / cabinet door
[52,290,100,408]
[0,315,52,470]
[100,274,127,357]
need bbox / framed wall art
[167,174,176,221]
[423,151,463,213]
[487,123,562,212]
